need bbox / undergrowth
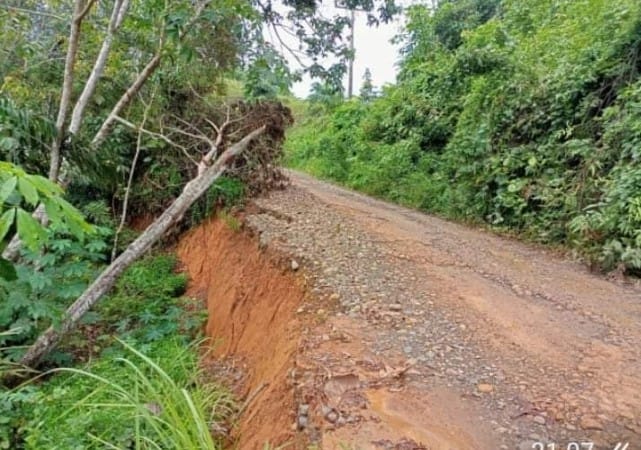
[1,255,230,450]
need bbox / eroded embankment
[177,218,306,449]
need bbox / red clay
[177,218,306,449]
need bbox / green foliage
[0,228,109,362]
[0,162,97,349]
[288,0,641,273]
[244,50,297,100]
[359,69,376,102]
[0,383,38,449]
[0,162,94,251]
[188,176,246,226]
[308,80,344,110]
[20,339,231,450]
[0,96,54,171]
[1,255,217,449]
[95,254,199,352]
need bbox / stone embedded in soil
[297,415,309,430]
[579,416,604,430]
[291,259,300,270]
[477,383,495,393]
[322,406,339,423]
[533,416,546,425]
[298,403,310,416]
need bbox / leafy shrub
[1,254,216,449]
[0,229,109,363]
[94,254,206,353]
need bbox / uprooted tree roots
[185,100,294,195]
[116,99,294,227]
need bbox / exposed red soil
[177,218,306,449]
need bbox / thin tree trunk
[69,0,130,135]
[91,52,162,148]
[111,88,154,261]
[19,126,266,369]
[49,0,95,182]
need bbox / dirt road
[182,170,641,449]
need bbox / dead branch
[113,116,199,166]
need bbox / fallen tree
[19,99,292,368]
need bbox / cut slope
[177,218,306,449]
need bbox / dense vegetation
[288,0,641,274]
[4,0,640,445]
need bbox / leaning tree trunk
[19,126,266,369]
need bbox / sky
[284,6,409,98]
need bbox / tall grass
[27,339,233,450]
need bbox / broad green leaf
[16,209,47,251]
[43,198,64,225]
[29,175,63,197]
[58,197,94,237]
[0,257,17,281]
[18,176,39,206]
[0,176,17,205]
[0,208,16,242]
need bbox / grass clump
[23,339,232,450]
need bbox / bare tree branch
[114,116,199,166]
[91,49,163,148]
[270,22,308,69]
[78,0,97,21]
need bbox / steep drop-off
[177,218,306,449]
